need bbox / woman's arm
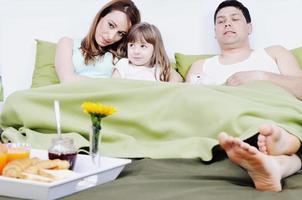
[55,37,88,83]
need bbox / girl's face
[127,40,154,66]
[95,10,130,47]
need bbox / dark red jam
[48,152,77,170]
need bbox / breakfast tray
[0,149,131,200]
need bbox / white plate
[0,149,131,200]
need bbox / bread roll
[2,157,71,182]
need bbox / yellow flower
[82,101,117,130]
[82,102,117,117]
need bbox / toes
[259,124,273,136]
[240,142,258,155]
[218,132,228,141]
[240,142,250,151]
[258,134,266,143]
[246,144,258,155]
[271,124,282,138]
[233,138,242,145]
[260,146,268,154]
[218,132,231,149]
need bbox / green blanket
[1,78,302,161]
[61,159,302,200]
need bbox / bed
[1,0,302,199]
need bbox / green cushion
[170,62,177,70]
[31,40,59,88]
[290,47,302,69]
[175,53,214,78]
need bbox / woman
[55,0,141,83]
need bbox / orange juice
[0,144,8,175]
[0,152,7,175]
[7,151,30,162]
[6,143,31,163]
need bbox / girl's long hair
[127,22,171,82]
[81,0,141,65]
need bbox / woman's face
[95,10,130,47]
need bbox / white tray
[0,149,131,200]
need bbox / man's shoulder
[265,45,290,58]
[265,45,288,54]
[192,59,206,66]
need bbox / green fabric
[31,40,60,88]
[61,159,302,200]
[170,62,177,69]
[175,52,214,78]
[291,46,302,69]
[1,78,302,161]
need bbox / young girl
[55,0,141,83]
[112,22,183,82]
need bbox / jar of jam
[48,137,77,170]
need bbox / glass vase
[90,125,101,166]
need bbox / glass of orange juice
[7,143,31,163]
[0,144,8,175]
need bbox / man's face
[214,6,252,48]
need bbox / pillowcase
[31,40,60,88]
[175,53,214,78]
[175,47,302,79]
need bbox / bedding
[31,40,59,88]
[1,78,302,162]
[61,158,302,200]
[0,158,301,199]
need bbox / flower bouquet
[81,102,116,165]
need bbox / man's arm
[226,45,302,99]
[264,74,302,100]
[185,59,205,83]
[266,45,302,76]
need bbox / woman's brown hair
[81,0,141,65]
[127,22,171,82]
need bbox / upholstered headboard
[0,0,301,99]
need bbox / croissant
[2,158,70,181]
[2,158,40,179]
[25,159,70,179]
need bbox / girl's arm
[169,69,183,82]
[112,68,122,78]
[55,37,88,83]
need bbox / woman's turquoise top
[72,39,114,78]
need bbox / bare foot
[257,124,301,155]
[219,132,282,192]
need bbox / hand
[226,70,266,86]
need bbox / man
[186,1,302,100]
[186,0,302,192]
